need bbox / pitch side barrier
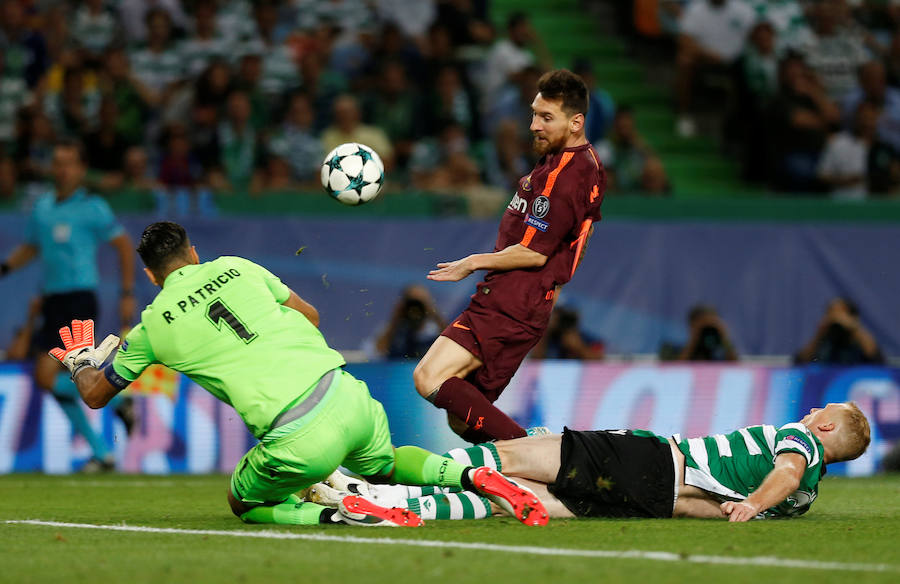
[0,361,895,475]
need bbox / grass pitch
[2,474,899,584]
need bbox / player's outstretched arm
[428,244,547,282]
[283,289,320,328]
[49,320,124,409]
[720,452,806,522]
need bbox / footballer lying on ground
[307,403,870,522]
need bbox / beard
[532,133,565,155]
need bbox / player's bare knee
[412,363,438,398]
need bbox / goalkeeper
[49,221,548,528]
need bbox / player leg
[414,333,526,441]
[35,352,113,469]
[339,372,547,525]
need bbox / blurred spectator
[211,89,263,191]
[375,284,447,360]
[266,91,322,185]
[72,0,119,64]
[253,154,300,193]
[250,0,301,99]
[799,0,869,103]
[842,61,900,153]
[122,145,158,191]
[84,97,130,189]
[424,65,473,136]
[45,67,100,138]
[322,94,395,169]
[485,118,530,190]
[129,9,184,98]
[675,0,756,137]
[118,0,188,43]
[742,0,812,53]
[817,101,878,200]
[595,106,669,194]
[235,49,270,130]
[885,31,900,87]
[486,65,543,140]
[374,0,437,42]
[178,0,232,79]
[0,47,29,150]
[795,297,884,365]
[868,128,900,195]
[18,110,56,183]
[194,60,234,113]
[572,58,616,143]
[365,60,421,168]
[734,19,779,183]
[0,0,49,88]
[677,304,738,361]
[531,306,604,360]
[188,100,222,178]
[767,53,840,192]
[409,119,481,191]
[479,12,550,113]
[434,0,493,47]
[98,47,157,145]
[157,123,215,216]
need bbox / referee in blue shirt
[1,139,135,471]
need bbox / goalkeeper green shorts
[230,369,395,505]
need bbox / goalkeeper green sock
[391,445,469,488]
[239,494,330,525]
[407,493,492,520]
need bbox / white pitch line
[5,519,898,574]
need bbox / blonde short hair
[833,402,871,463]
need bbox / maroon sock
[432,377,526,440]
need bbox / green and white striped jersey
[675,423,825,518]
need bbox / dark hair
[137,221,190,274]
[688,304,716,324]
[835,296,860,317]
[54,138,86,163]
[507,11,529,30]
[537,69,588,117]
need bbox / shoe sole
[472,468,549,526]
[341,495,424,527]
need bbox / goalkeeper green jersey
[673,423,825,518]
[108,256,345,438]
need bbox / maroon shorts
[440,305,545,403]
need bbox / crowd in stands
[634,0,900,198]
[0,0,643,216]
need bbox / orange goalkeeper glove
[49,319,120,380]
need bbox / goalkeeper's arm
[49,319,126,409]
[283,288,320,328]
[69,367,123,409]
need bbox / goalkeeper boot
[323,470,370,497]
[334,495,424,527]
[470,467,548,526]
[305,481,349,508]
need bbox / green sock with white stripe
[406,492,492,520]
[402,443,502,497]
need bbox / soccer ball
[320,143,385,205]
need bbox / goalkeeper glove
[49,319,120,380]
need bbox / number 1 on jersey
[206,299,257,343]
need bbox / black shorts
[35,290,99,351]
[548,428,676,519]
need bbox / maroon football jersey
[470,143,606,326]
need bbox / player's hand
[48,319,120,380]
[427,257,474,282]
[720,500,760,522]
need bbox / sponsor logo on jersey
[590,184,600,203]
[532,195,550,218]
[783,434,813,456]
[525,214,549,232]
[520,174,533,191]
[507,192,527,213]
